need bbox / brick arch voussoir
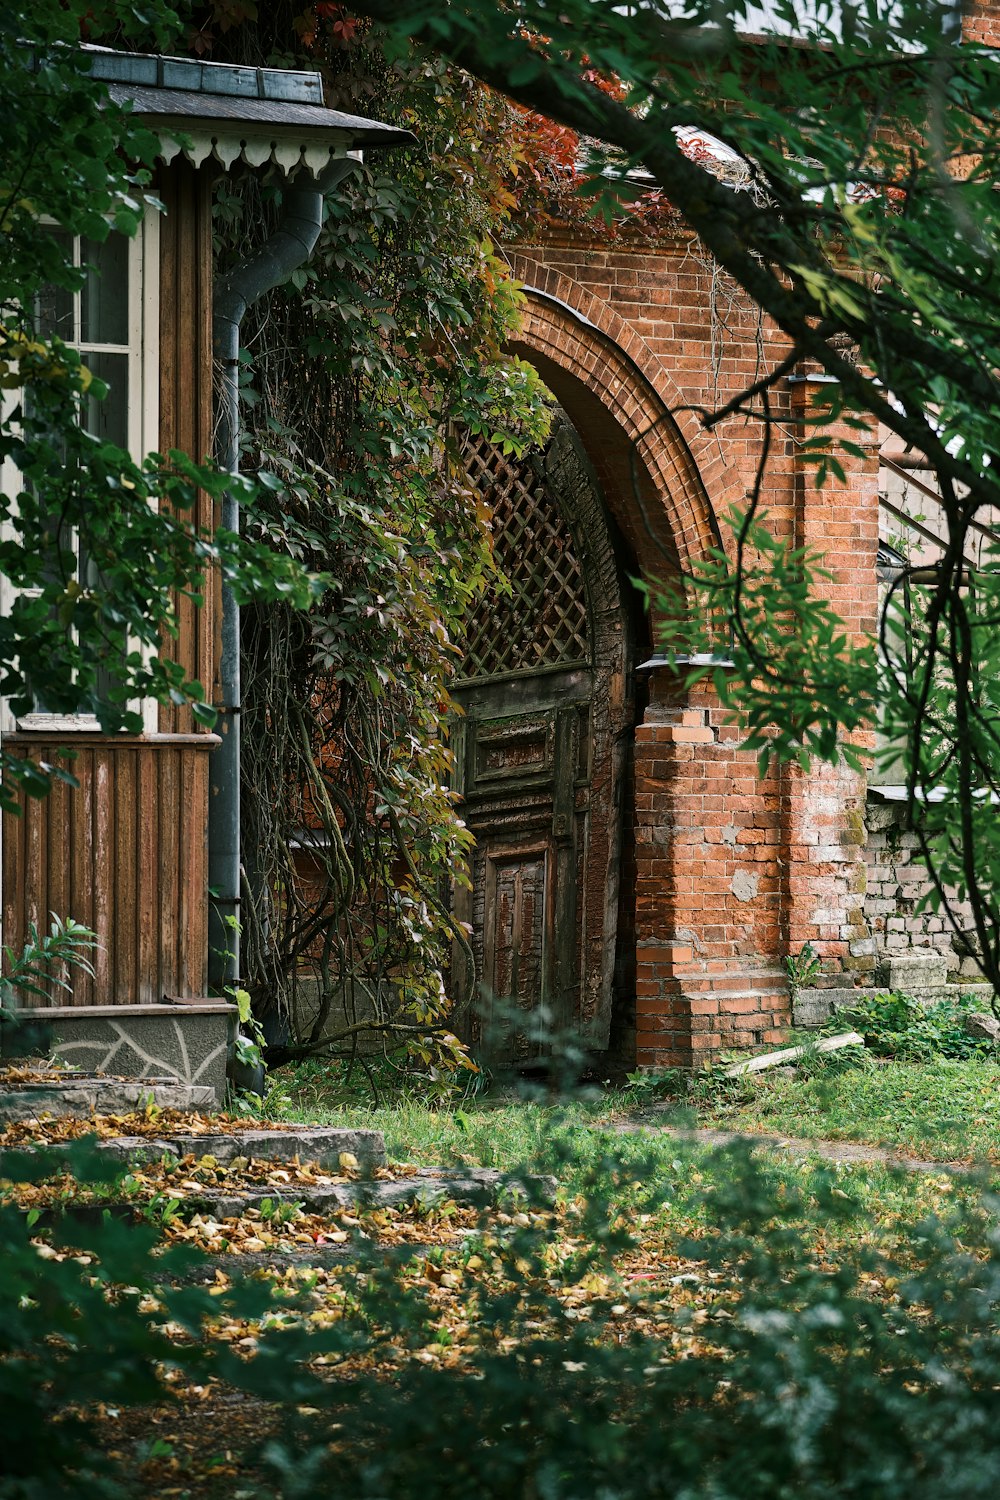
[507,255,718,576]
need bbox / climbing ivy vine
[190,5,551,1074]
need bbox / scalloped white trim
[157,127,357,179]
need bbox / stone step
[877,954,950,990]
[24,1167,556,1226]
[163,1126,386,1172]
[0,1077,215,1121]
[794,982,997,1029]
[188,1167,554,1217]
[0,1125,387,1175]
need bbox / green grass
[255,1050,1000,1259]
[264,1048,1000,1169]
[262,1056,627,1167]
[268,1088,623,1172]
[680,1055,1000,1163]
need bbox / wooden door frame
[452,413,637,1057]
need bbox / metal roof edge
[23,41,414,150]
[78,41,326,106]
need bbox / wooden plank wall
[157,159,217,732]
[2,736,217,1005]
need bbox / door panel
[481,846,550,1056]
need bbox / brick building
[453,6,1000,1070]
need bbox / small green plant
[135,1437,175,1463]
[621,1067,689,1107]
[830,990,996,1061]
[258,1197,303,1225]
[142,1192,184,1228]
[785,941,822,992]
[232,986,267,1070]
[0,916,98,1056]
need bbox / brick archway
[508,267,719,585]
[495,249,880,1069]
[505,256,793,1068]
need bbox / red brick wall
[964,1,1000,45]
[633,686,787,1068]
[489,2,999,1064]
[781,378,879,995]
[503,235,880,1066]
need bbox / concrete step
[877,954,950,990]
[3,1125,385,1173]
[161,1126,386,1172]
[188,1167,554,1217]
[23,1166,556,1227]
[794,982,997,1029]
[0,1076,216,1121]
[0,1124,387,1176]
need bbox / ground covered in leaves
[7,1070,1000,1499]
[9,1034,1000,1500]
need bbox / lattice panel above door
[461,432,591,680]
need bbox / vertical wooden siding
[157,159,217,733]
[2,736,217,1005]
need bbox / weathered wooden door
[452,416,632,1065]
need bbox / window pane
[34,227,74,340]
[83,352,129,448]
[81,234,129,346]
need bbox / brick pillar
[780,375,879,998]
[633,678,788,1069]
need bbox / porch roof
[79,43,414,177]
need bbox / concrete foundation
[0,1000,237,1103]
[793,982,996,1029]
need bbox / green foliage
[230,983,267,1072]
[0,915,97,1056]
[877,557,1000,989]
[0,2,176,311]
[0,2,321,812]
[197,10,551,1070]
[832,990,998,1062]
[647,505,879,776]
[0,914,97,1011]
[0,1139,293,1500]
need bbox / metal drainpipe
[208,155,359,993]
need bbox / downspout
[208,155,359,992]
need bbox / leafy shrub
[13,1126,1000,1499]
[0,916,97,1056]
[255,1146,1000,1500]
[0,1140,304,1500]
[833,990,997,1061]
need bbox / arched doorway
[453,412,635,1065]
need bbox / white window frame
[0,212,160,734]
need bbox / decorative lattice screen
[460,433,590,680]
